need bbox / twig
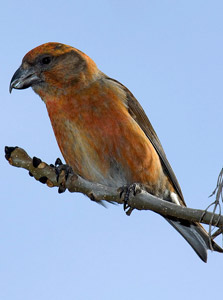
[4,146,223,229]
[205,168,223,248]
[211,227,223,239]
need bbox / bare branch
[4,146,223,229]
[207,168,223,246]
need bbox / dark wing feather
[106,77,185,204]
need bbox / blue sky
[1,1,223,299]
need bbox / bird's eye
[41,57,51,64]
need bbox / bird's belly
[50,116,168,197]
[46,93,169,196]
[53,119,130,187]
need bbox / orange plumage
[10,42,223,262]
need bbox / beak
[9,65,40,93]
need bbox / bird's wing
[106,77,185,204]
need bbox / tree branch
[5,146,223,231]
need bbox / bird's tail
[165,217,223,262]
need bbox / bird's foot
[53,158,74,193]
[119,183,143,212]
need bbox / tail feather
[165,217,223,262]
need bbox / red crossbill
[10,42,223,262]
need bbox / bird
[10,42,223,262]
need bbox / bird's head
[10,42,99,97]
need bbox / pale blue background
[1,1,223,299]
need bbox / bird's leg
[53,158,74,193]
[119,183,143,211]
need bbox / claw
[120,183,142,211]
[55,167,60,182]
[53,159,74,193]
[55,164,73,182]
[124,186,132,210]
[119,183,139,211]
[55,158,63,166]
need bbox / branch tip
[5,146,18,160]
